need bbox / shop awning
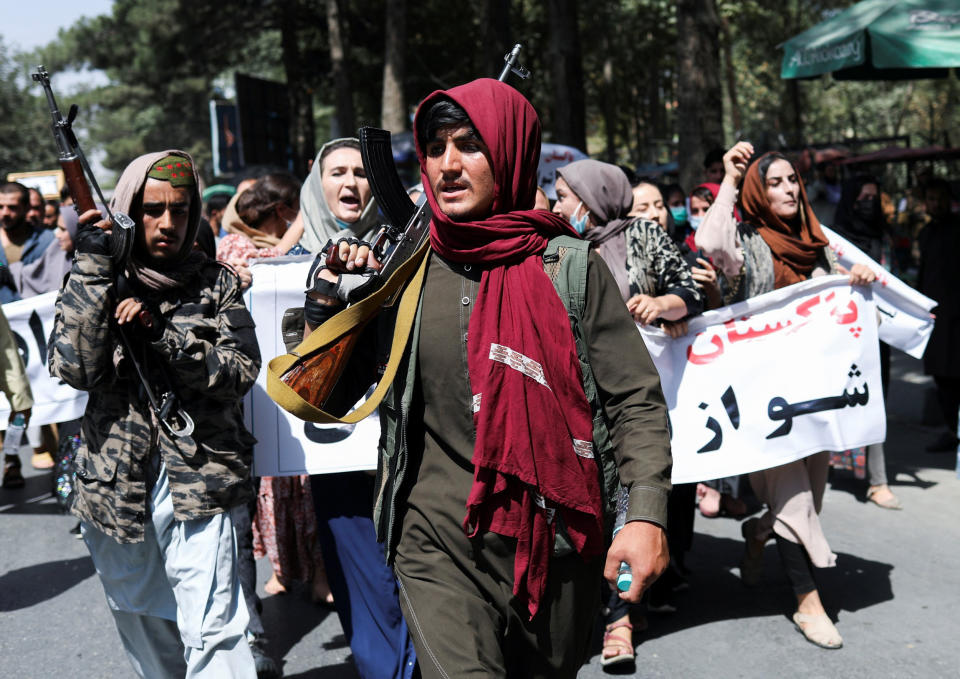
[781,0,960,80]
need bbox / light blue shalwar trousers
[81,462,255,679]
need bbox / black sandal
[3,454,25,488]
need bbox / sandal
[3,455,24,489]
[793,612,843,649]
[866,485,902,510]
[600,620,635,668]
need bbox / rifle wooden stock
[267,240,429,424]
[60,157,96,214]
[280,318,371,407]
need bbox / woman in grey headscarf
[294,137,417,679]
[553,159,702,333]
[552,158,702,668]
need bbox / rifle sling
[267,241,430,424]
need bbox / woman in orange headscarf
[696,142,876,650]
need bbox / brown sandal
[601,620,634,668]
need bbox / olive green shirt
[399,250,671,548]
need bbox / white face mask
[569,201,589,234]
[689,215,703,231]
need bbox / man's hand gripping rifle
[322,43,530,300]
[33,65,194,439]
[33,66,135,264]
[271,46,529,421]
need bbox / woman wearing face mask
[554,163,702,340]
[831,176,900,510]
[298,139,419,679]
[663,183,688,232]
[553,160,701,668]
[696,142,876,650]
[688,183,716,233]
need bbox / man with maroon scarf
[314,79,671,677]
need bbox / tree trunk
[483,0,512,78]
[720,14,741,135]
[547,0,586,151]
[598,5,616,164]
[381,0,407,132]
[601,55,616,163]
[280,0,314,177]
[786,78,803,146]
[327,0,355,138]
[676,0,723,191]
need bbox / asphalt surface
[1,349,958,678]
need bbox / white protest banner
[822,225,936,358]
[0,291,88,428]
[641,276,886,484]
[538,143,588,199]
[244,256,379,477]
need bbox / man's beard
[1,215,25,233]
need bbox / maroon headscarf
[415,78,604,619]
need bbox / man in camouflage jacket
[50,150,260,678]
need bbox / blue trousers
[311,472,418,679]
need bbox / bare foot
[312,569,334,606]
[264,572,287,595]
[698,485,721,517]
[602,615,634,662]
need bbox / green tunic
[391,250,671,678]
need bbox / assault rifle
[33,66,135,265]
[34,65,194,439]
[271,46,530,420]
[326,43,531,302]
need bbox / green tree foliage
[18,0,960,188]
[722,0,960,152]
[36,1,216,176]
[0,38,58,178]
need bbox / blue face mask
[689,215,703,231]
[334,217,353,230]
[670,205,688,225]
[569,201,589,235]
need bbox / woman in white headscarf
[286,138,380,256]
[293,137,417,679]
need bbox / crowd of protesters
[0,74,956,679]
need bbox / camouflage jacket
[49,252,261,543]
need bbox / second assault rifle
[268,46,530,423]
[34,66,194,439]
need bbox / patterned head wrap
[147,156,197,187]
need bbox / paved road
[2,350,958,678]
